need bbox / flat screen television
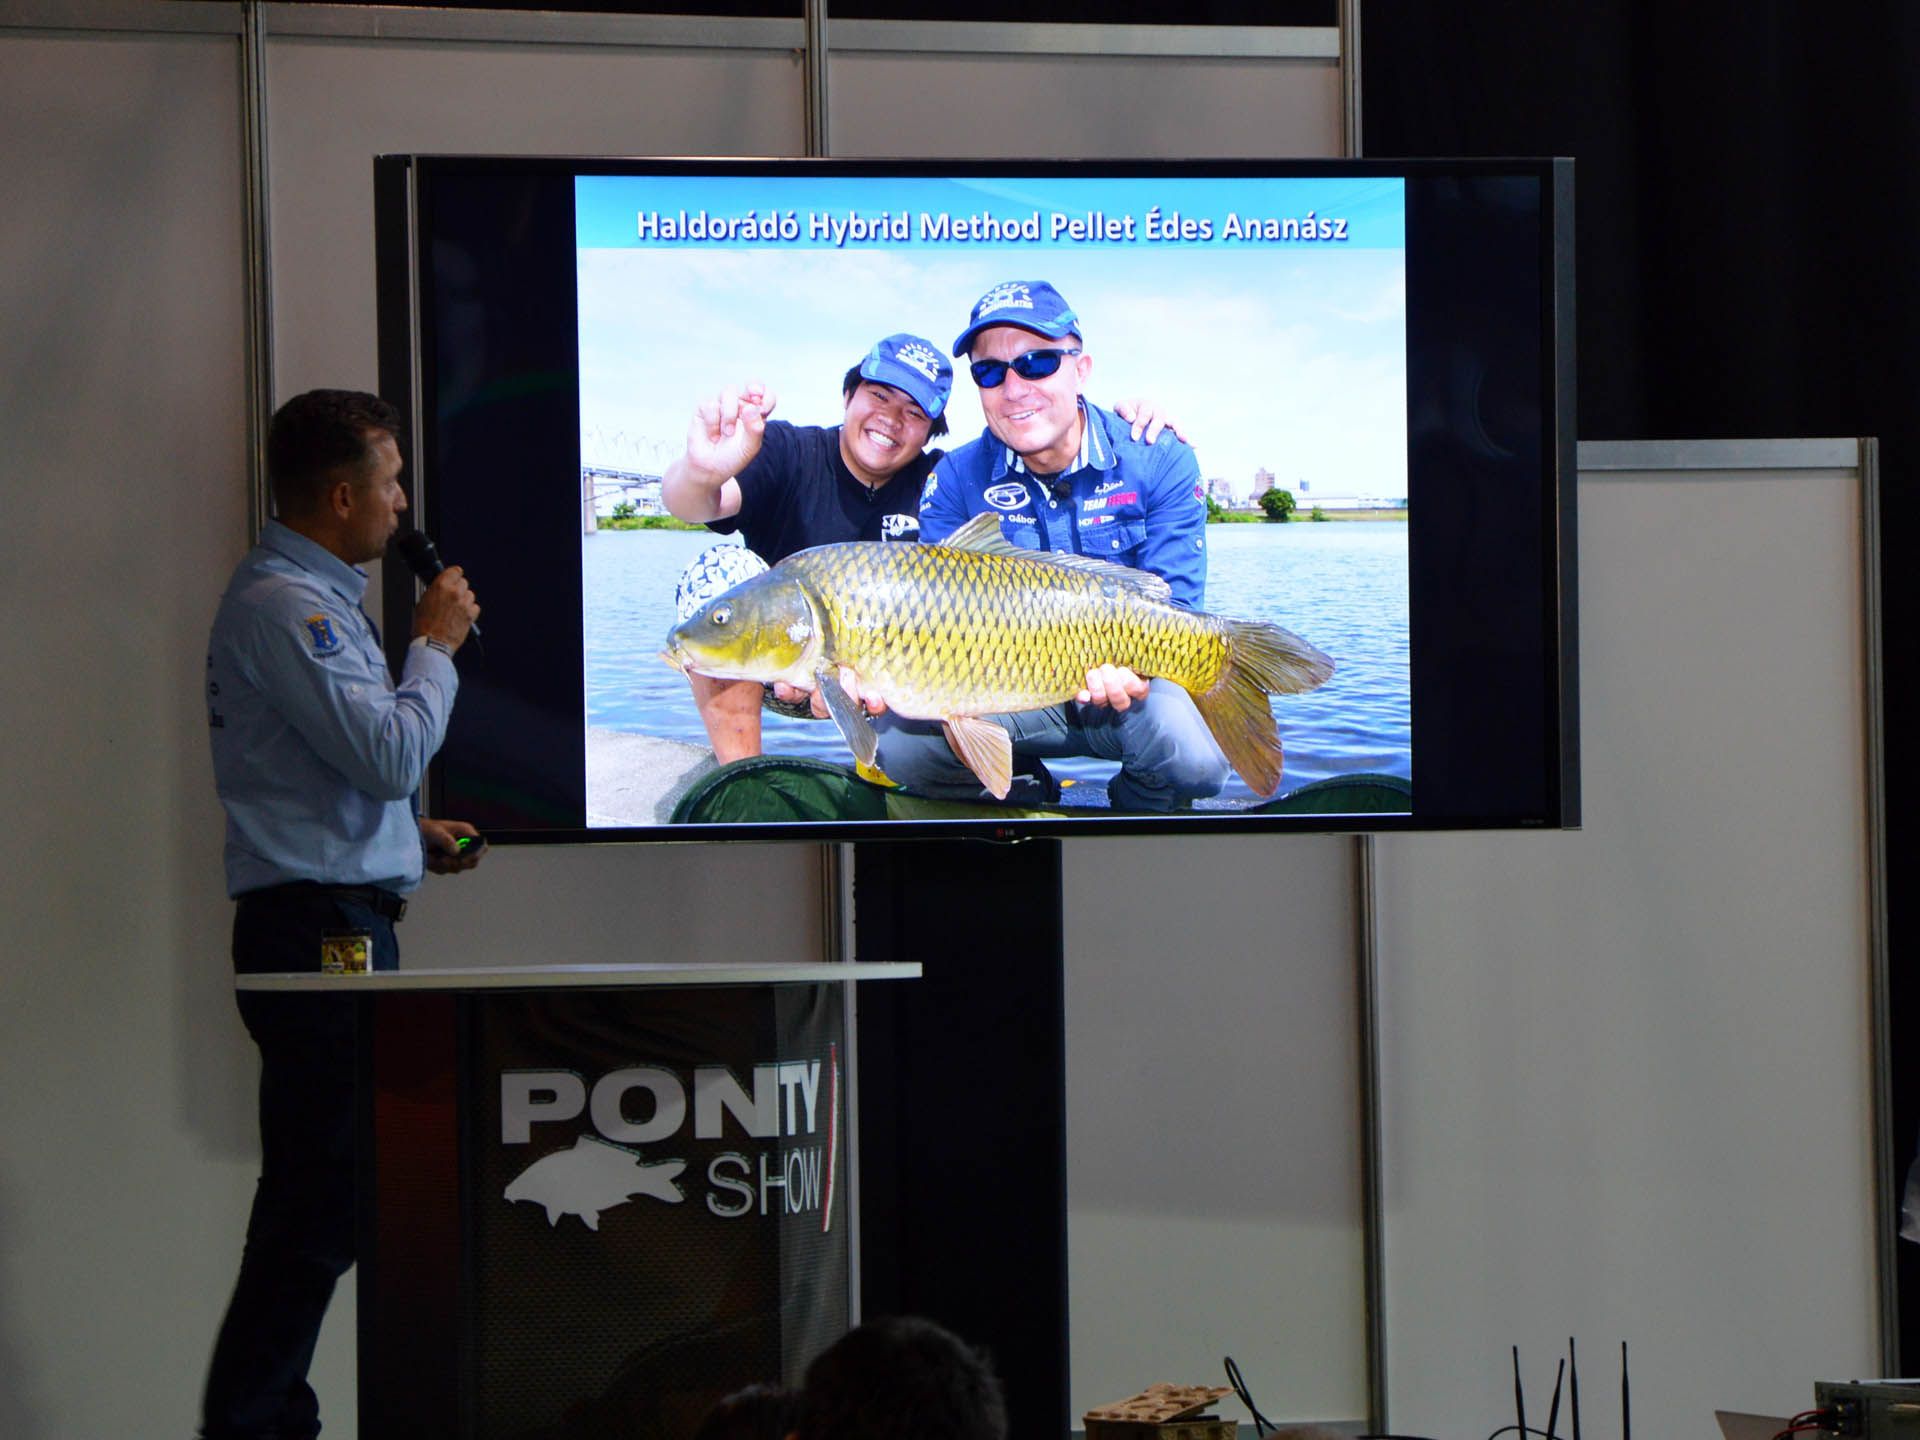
[375,155,1577,842]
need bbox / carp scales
[662,512,1335,800]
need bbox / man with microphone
[199,389,483,1440]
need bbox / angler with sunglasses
[871,280,1229,811]
[660,327,1186,766]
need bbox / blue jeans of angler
[200,884,399,1440]
[872,676,1230,811]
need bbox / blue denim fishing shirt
[206,521,457,897]
[917,399,1209,610]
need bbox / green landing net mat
[669,757,1412,826]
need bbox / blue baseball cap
[951,280,1082,357]
[857,333,953,419]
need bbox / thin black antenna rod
[1620,1343,1630,1440]
[1514,1347,1530,1440]
[1569,1338,1582,1440]
[1546,1359,1566,1440]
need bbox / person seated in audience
[793,1315,1008,1440]
[691,1382,801,1440]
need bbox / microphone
[395,529,481,644]
[1048,476,1073,501]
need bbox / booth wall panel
[829,53,1341,159]
[262,33,824,974]
[1375,450,1878,1435]
[837,42,1358,1423]
[0,30,263,1440]
[1064,835,1367,1422]
[264,34,806,399]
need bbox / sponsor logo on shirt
[920,473,940,505]
[1081,491,1138,512]
[983,482,1028,511]
[303,613,343,657]
[1094,479,1124,495]
[1192,481,1206,504]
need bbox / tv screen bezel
[376,153,1579,845]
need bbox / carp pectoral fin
[814,664,882,774]
[942,715,1014,800]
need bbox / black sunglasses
[969,347,1082,388]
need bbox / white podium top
[234,961,921,992]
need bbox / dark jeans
[200,885,399,1440]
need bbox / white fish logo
[503,1135,687,1230]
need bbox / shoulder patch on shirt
[301,612,344,657]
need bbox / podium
[236,961,919,1440]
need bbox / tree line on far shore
[598,486,1390,532]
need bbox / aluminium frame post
[241,0,275,541]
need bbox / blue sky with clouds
[577,173,1407,501]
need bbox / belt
[328,885,408,922]
[243,880,408,923]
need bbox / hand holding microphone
[396,530,482,654]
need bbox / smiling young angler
[660,332,956,762]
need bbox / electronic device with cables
[1800,1381,1920,1440]
[1223,1339,1628,1440]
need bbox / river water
[584,521,1411,804]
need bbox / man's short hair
[842,365,950,440]
[797,1315,1008,1440]
[267,389,401,517]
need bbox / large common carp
[662,513,1335,800]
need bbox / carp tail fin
[1228,618,1337,697]
[1191,621,1336,797]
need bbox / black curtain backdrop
[1363,0,1918,1364]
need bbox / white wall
[824,33,1359,1423]
[1375,444,1881,1435]
[0,10,1354,1439]
[1063,836,1366,1422]
[0,27,255,1440]
[259,15,826,975]
[828,22,1341,159]
[0,13,818,1440]
[4,12,1882,1440]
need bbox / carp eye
[708,603,732,628]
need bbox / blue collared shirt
[206,521,458,897]
[917,399,1209,609]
